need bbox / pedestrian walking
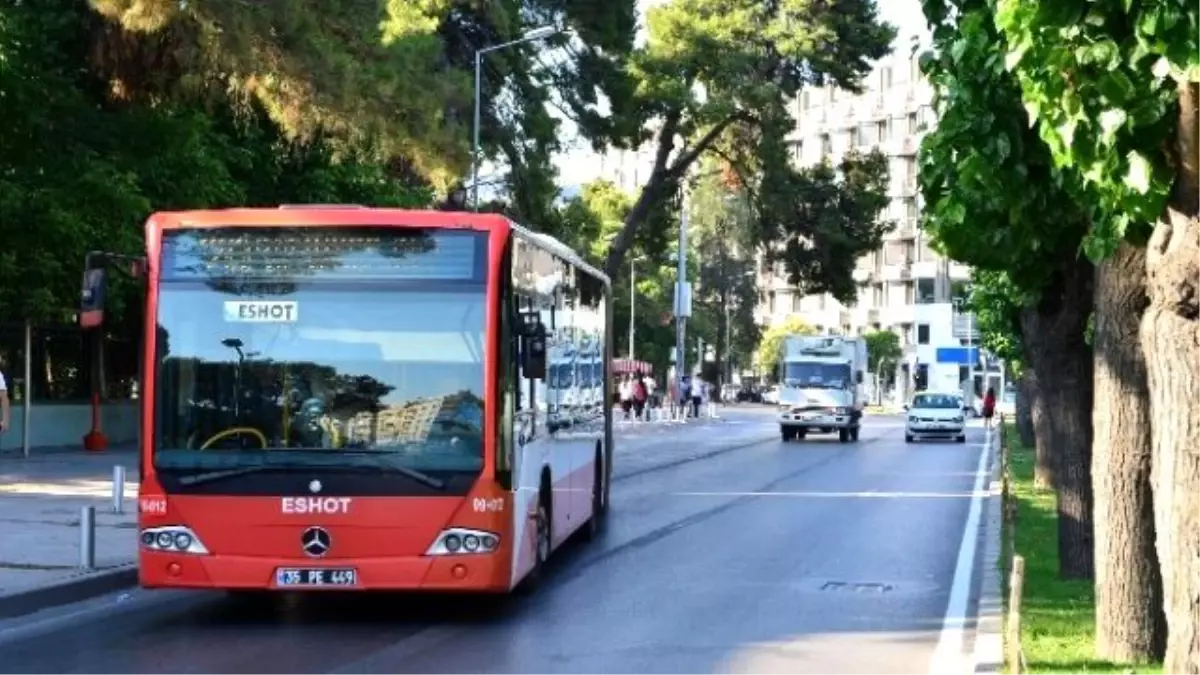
[618,375,633,420]
[982,386,996,429]
[690,376,702,419]
[679,375,693,419]
[0,367,9,434]
[632,372,648,421]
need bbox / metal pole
[968,309,975,396]
[472,50,482,210]
[21,319,31,458]
[629,259,636,360]
[112,465,126,514]
[675,191,688,388]
[79,505,95,569]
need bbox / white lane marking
[668,490,988,499]
[928,430,993,674]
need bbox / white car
[905,392,967,443]
[761,385,780,405]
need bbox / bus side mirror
[523,333,547,380]
[518,313,548,380]
[79,267,108,329]
[856,371,864,384]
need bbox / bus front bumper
[138,550,511,592]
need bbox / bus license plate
[275,568,358,587]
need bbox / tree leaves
[0,0,431,324]
[757,149,893,305]
[598,0,896,278]
[917,0,1090,298]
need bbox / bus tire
[519,478,553,595]
[583,448,606,541]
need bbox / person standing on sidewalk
[679,375,693,419]
[632,372,648,421]
[618,375,634,420]
[0,368,9,433]
[690,376,703,419]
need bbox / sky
[550,0,932,191]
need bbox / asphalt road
[0,410,991,674]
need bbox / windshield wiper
[176,465,281,486]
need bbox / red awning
[612,359,653,375]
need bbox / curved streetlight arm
[472,25,564,209]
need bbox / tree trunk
[1014,372,1036,448]
[1020,255,1095,580]
[1092,241,1166,662]
[1021,331,1057,489]
[1141,80,1199,675]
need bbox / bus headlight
[140,526,209,555]
[426,528,500,556]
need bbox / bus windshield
[152,227,488,480]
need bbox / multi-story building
[754,37,983,403]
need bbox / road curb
[0,564,137,620]
[972,432,1004,673]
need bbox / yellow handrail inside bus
[200,427,268,450]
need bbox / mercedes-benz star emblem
[308,479,322,494]
[301,527,331,558]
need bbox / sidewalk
[0,414,772,620]
[0,447,139,618]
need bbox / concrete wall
[0,402,138,453]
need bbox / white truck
[776,335,868,443]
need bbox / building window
[885,240,913,265]
[791,141,803,163]
[856,123,878,148]
[908,112,918,134]
[791,293,802,313]
[768,291,776,314]
[915,363,929,391]
[801,90,810,110]
[905,198,919,219]
[917,323,931,344]
[820,134,832,157]
[881,66,893,90]
[916,278,936,304]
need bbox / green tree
[687,166,759,390]
[862,329,900,405]
[753,316,816,381]
[556,180,679,375]
[592,0,896,283]
[918,0,1097,582]
[916,0,1171,658]
[0,0,429,325]
[993,3,1198,667]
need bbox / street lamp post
[629,255,645,360]
[674,192,689,388]
[472,25,560,209]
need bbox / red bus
[96,207,613,593]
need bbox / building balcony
[887,219,917,240]
[867,308,881,325]
[852,267,876,283]
[880,263,913,282]
[948,261,972,279]
[886,136,920,157]
[912,259,941,279]
[883,303,917,325]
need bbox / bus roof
[148,207,510,232]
